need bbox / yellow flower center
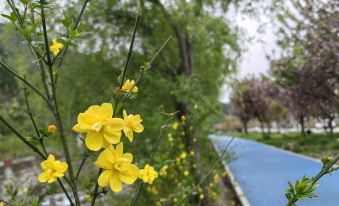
[113,158,130,172]
[92,122,103,132]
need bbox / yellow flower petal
[85,132,103,151]
[132,123,144,133]
[95,148,116,169]
[100,103,113,118]
[98,170,113,187]
[122,153,133,163]
[38,172,49,182]
[110,172,123,192]
[123,127,134,142]
[119,164,139,184]
[115,142,124,158]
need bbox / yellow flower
[180,152,187,159]
[38,154,68,184]
[139,164,158,184]
[184,170,189,176]
[48,124,57,133]
[0,202,3,206]
[95,142,139,192]
[172,122,179,130]
[199,194,204,200]
[73,103,124,151]
[159,165,168,177]
[24,187,28,193]
[50,39,63,56]
[122,79,138,93]
[123,110,144,142]
[167,133,173,143]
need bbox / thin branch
[0,61,49,103]
[57,179,75,206]
[130,114,175,206]
[39,1,80,204]
[287,153,339,205]
[90,169,103,206]
[23,84,48,156]
[121,36,172,103]
[75,157,88,180]
[119,15,141,88]
[0,115,46,159]
[56,0,91,70]
[173,137,235,206]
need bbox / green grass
[230,132,339,158]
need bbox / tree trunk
[299,116,305,136]
[259,121,264,137]
[328,117,334,136]
[243,121,248,134]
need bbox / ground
[230,132,339,159]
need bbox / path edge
[209,135,251,206]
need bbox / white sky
[219,4,280,103]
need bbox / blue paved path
[209,135,339,206]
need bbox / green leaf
[1,12,17,22]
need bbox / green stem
[0,61,49,104]
[91,13,141,206]
[120,36,172,103]
[56,0,91,70]
[0,115,46,159]
[90,169,103,206]
[75,157,88,180]
[287,153,339,206]
[57,179,75,206]
[130,115,174,206]
[119,15,141,88]
[23,85,48,156]
[173,137,235,206]
[39,1,80,204]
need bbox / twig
[39,1,80,204]
[173,137,235,206]
[0,61,49,104]
[120,36,172,103]
[56,0,91,70]
[119,15,141,88]
[75,157,88,180]
[287,153,339,206]
[0,115,46,159]
[90,169,103,206]
[130,114,175,206]
[23,84,48,156]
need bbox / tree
[271,0,339,135]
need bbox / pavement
[209,135,339,206]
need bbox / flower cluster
[38,154,68,184]
[71,102,156,192]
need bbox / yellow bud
[48,124,57,133]
[181,115,186,122]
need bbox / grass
[230,132,339,158]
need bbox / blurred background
[0,0,338,205]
